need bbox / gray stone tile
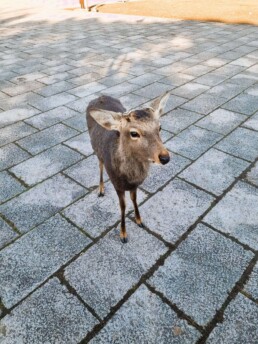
[1,81,43,97]
[194,73,229,87]
[65,220,167,318]
[207,294,258,343]
[171,82,209,99]
[0,92,45,111]
[246,161,258,186]
[222,94,258,116]
[17,124,79,155]
[242,112,258,131]
[133,82,174,99]
[63,182,147,238]
[64,131,93,156]
[35,80,76,97]
[181,94,227,115]
[0,174,86,233]
[0,144,30,171]
[0,122,37,147]
[28,92,77,112]
[129,73,165,87]
[38,72,72,85]
[245,84,258,97]
[180,149,249,196]
[97,72,134,87]
[142,154,190,193]
[62,113,87,132]
[204,181,258,250]
[182,64,214,77]
[0,218,18,250]
[166,126,222,160]
[0,278,98,343]
[161,108,203,134]
[0,214,91,308]
[25,106,80,130]
[0,171,25,203]
[10,145,83,185]
[0,107,40,129]
[68,82,107,98]
[66,94,97,113]
[118,93,149,110]
[160,129,173,143]
[90,285,201,344]
[161,73,195,87]
[216,127,258,161]
[64,155,109,189]
[140,178,214,243]
[206,81,246,100]
[149,224,253,326]
[196,109,246,135]
[245,263,258,300]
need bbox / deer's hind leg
[130,189,143,228]
[116,190,127,243]
[98,159,105,197]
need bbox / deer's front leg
[116,190,127,243]
[130,189,143,228]
[98,160,105,197]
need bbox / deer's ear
[150,91,170,119]
[90,109,122,131]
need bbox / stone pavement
[0,3,258,343]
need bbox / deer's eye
[130,131,140,138]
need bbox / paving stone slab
[63,182,147,238]
[222,94,258,116]
[0,218,17,250]
[142,154,190,193]
[242,112,258,131]
[161,73,195,87]
[207,294,258,343]
[1,81,43,97]
[25,106,80,130]
[171,82,210,99]
[216,127,258,162]
[166,125,222,160]
[34,80,76,97]
[64,131,94,156]
[0,174,86,233]
[0,171,25,203]
[129,72,165,87]
[245,84,258,97]
[206,81,246,101]
[17,123,79,155]
[204,181,258,250]
[194,73,229,87]
[28,92,77,112]
[0,214,91,308]
[246,161,258,186]
[180,149,249,196]
[0,278,98,344]
[133,82,174,99]
[244,263,258,300]
[161,108,203,134]
[139,178,214,243]
[62,113,87,132]
[0,122,37,147]
[68,82,107,98]
[160,129,173,143]
[118,93,149,110]
[181,94,227,115]
[65,220,167,318]
[90,285,201,344]
[10,145,83,185]
[149,224,253,326]
[0,107,40,128]
[0,144,30,171]
[196,108,246,135]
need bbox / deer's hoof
[98,192,105,197]
[120,237,128,244]
[137,222,144,228]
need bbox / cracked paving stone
[207,294,258,343]
[140,178,214,243]
[246,161,258,187]
[0,171,26,203]
[63,182,147,238]
[216,127,258,162]
[0,278,98,344]
[0,218,17,250]
[149,224,253,326]
[161,108,202,134]
[0,214,91,308]
[180,148,249,196]
[142,154,190,193]
[0,174,86,233]
[244,262,258,300]
[90,285,201,344]
[64,131,93,156]
[10,145,83,185]
[65,220,167,318]
[166,125,222,160]
[204,181,258,250]
[0,144,30,171]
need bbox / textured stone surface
[28,92,77,111]
[0,144,30,171]
[161,108,202,134]
[64,131,93,156]
[63,182,146,238]
[171,82,209,99]
[0,278,98,343]
[10,145,83,185]
[140,178,214,243]
[0,107,39,128]
[65,221,167,318]
[0,214,91,308]
[90,285,201,344]
[0,218,17,250]
[246,161,258,186]
[181,94,226,115]
[62,113,87,132]
[242,112,258,131]
[204,181,258,250]
[166,126,222,159]
[207,294,258,343]
[149,224,253,326]
[216,127,258,161]
[180,149,249,195]
[0,171,26,203]
[245,263,258,300]
[222,94,258,116]
[0,174,86,232]
[0,122,37,147]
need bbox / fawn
[86,92,170,243]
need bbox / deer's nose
[159,154,170,165]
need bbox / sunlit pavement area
[0,1,258,343]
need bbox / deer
[86,92,170,243]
